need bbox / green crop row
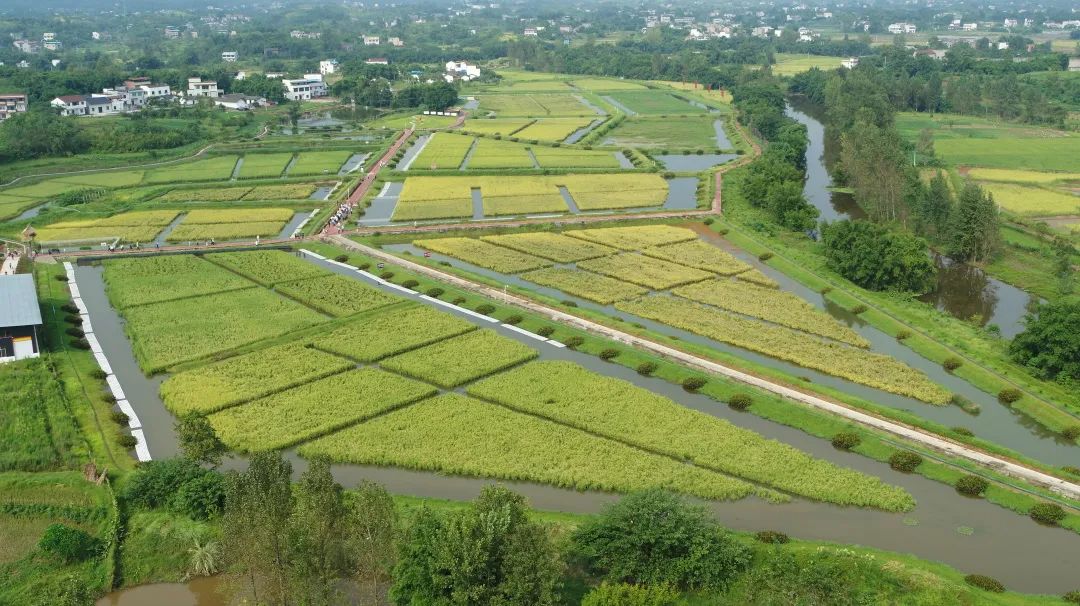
[209,368,437,452]
[381,329,538,388]
[468,361,914,511]
[166,221,287,242]
[617,296,952,405]
[411,133,474,170]
[238,153,293,179]
[204,250,328,286]
[103,255,254,309]
[309,304,476,362]
[299,393,768,502]
[276,274,400,317]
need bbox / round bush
[1062,426,1080,441]
[70,338,90,350]
[475,304,496,315]
[54,274,68,282]
[636,362,658,376]
[831,431,861,450]
[562,300,578,307]
[889,451,923,473]
[379,271,395,280]
[334,254,349,263]
[754,530,789,544]
[61,303,79,314]
[955,475,989,497]
[401,279,419,290]
[1029,503,1066,526]
[358,262,371,270]
[703,217,714,225]
[943,357,963,372]
[1062,466,1080,477]
[598,348,619,361]
[850,304,868,315]
[819,286,832,294]
[997,388,1022,404]
[90,369,107,381]
[451,297,466,305]
[895,329,912,340]
[102,394,117,404]
[426,287,445,298]
[1062,590,1080,604]
[717,228,729,235]
[682,377,707,392]
[64,314,82,325]
[38,524,100,563]
[536,326,555,337]
[504,314,523,325]
[117,434,138,450]
[950,426,974,437]
[727,393,753,411]
[964,574,1005,593]
[564,336,584,349]
[110,411,130,425]
[758,252,774,261]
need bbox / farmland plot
[0,195,40,221]
[144,156,239,184]
[979,182,1080,216]
[410,133,474,170]
[276,274,400,317]
[209,368,436,451]
[737,268,780,289]
[531,147,621,169]
[381,329,538,387]
[565,225,696,251]
[414,237,552,273]
[289,151,352,176]
[36,210,180,244]
[602,116,723,149]
[482,194,568,216]
[103,254,254,309]
[469,361,914,511]
[558,174,668,209]
[461,118,534,136]
[521,267,647,304]
[52,170,145,188]
[617,296,951,404]
[578,253,712,290]
[299,393,764,501]
[154,186,254,202]
[467,138,535,169]
[309,305,475,362]
[606,91,705,115]
[166,222,287,242]
[237,153,293,179]
[392,176,474,221]
[204,250,328,286]
[121,288,326,373]
[515,117,596,141]
[480,232,617,262]
[160,341,354,415]
[182,208,295,224]
[643,240,751,275]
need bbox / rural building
[222,51,239,62]
[365,57,389,65]
[186,78,222,98]
[0,93,27,121]
[388,37,404,46]
[282,77,327,101]
[887,22,917,34]
[1069,58,1080,72]
[841,57,859,69]
[51,95,88,116]
[319,59,338,75]
[164,26,181,39]
[445,60,481,82]
[0,274,43,364]
[13,39,39,53]
[362,35,381,46]
[214,93,266,110]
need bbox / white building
[13,39,39,53]
[164,26,181,39]
[962,23,978,31]
[42,32,56,41]
[0,93,28,121]
[362,35,380,45]
[222,51,238,62]
[214,93,266,110]
[841,57,859,69]
[319,59,338,75]
[282,77,327,101]
[290,30,321,39]
[84,95,127,116]
[186,77,222,98]
[51,95,88,116]
[389,37,404,46]
[888,22,917,34]
[445,60,481,81]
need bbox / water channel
[785,100,1037,338]
[81,249,1080,600]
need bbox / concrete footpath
[329,234,1080,501]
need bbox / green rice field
[602,116,723,149]
[605,91,705,115]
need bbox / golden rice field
[980,182,1080,216]
[480,232,617,262]
[565,225,698,250]
[966,168,1080,184]
[35,210,180,243]
[482,194,568,216]
[414,237,552,273]
[308,305,476,363]
[181,208,295,224]
[520,267,648,304]
[380,329,538,388]
[461,118,534,136]
[578,253,713,290]
[275,274,400,317]
[514,117,596,141]
[643,239,752,275]
[165,221,287,242]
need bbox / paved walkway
[322,126,416,236]
[329,234,1080,501]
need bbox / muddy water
[78,254,1080,597]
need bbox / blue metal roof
[0,274,43,328]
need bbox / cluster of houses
[12,32,61,53]
[444,60,481,82]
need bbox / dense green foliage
[1009,301,1080,384]
[821,220,937,293]
[38,524,100,564]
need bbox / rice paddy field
[35,210,180,244]
[979,182,1080,216]
[237,153,293,179]
[288,151,351,176]
[771,53,844,76]
[467,138,535,169]
[144,156,239,183]
[155,183,320,202]
[0,195,41,221]
[604,91,706,115]
[409,133,474,170]
[570,78,648,91]
[514,117,596,141]
[477,93,594,117]
[460,118,534,135]
[530,147,621,169]
[602,116,725,149]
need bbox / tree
[287,102,302,131]
[572,489,751,590]
[38,524,100,563]
[947,182,1000,263]
[1009,301,1080,383]
[390,486,562,606]
[175,413,227,467]
[581,582,679,606]
[821,220,938,293]
[914,172,953,237]
[839,115,910,223]
[289,458,348,606]
[349,481,398,605]
[222,451,294,606]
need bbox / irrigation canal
[74,252,1080,595]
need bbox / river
[83,250,1080,602]
[784,100,1037,338]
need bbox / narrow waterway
[784,100,1036,339]
[80,251,1080,598]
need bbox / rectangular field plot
[245,183,321,200]
[643,240,751,275]
[515,118,595,141]
[601,116,721,149]
[1,180,88,198]
[674,279,870,347]
[616,296,950,405]
[238,153,293,179]
[570,78,647,91]
[381,329,537,387]
[209,368,437,451]
[966,168,1080,184]
[48,210,179,229]
[392,176,474,221]
[276,274,400,317]
[103,254,254,309]
[122,288,327,373]
[299,393,759,501]
[738,268,779,289]
[468,361,913,511]
[36,210,180,244]
[155,186,254,202]
[52,170,145,188]
[482,194,567,216]
[531,147,621,169]
[166,221,287,242]
[461,118,534,136]
[980,182,1080,216]
[578,253,712,290]
[772,53,843,76]
[289,151,351,176]
[479,232,617,262]
[411,133,474,170]
[204,250,329,286]
[183,208,295,224]
[559,174,668,209]
[160,341,354,415]
[310,305,475,362]
[467,138,535,169]
[521,267,647,304]
[936,138,1080,173]
[144,156,239,184]
[414,237,552,273]
[606,91,705,115]
[479,94,593,117]
[566,225,697,250]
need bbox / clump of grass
[830,432,860,450]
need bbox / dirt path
[328,233,1080,501]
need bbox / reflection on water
[784,101,866,223]
[97,576,228,606]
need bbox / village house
[282,76,327,101]
[186,77,222,98]
[0,93,28,121]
